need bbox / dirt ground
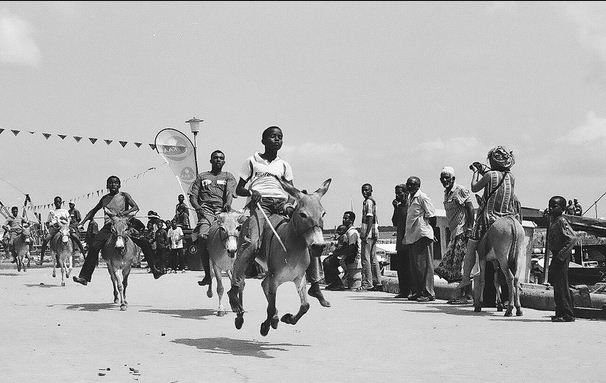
[1,266,603,383]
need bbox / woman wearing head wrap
[457,146,520,290]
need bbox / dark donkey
[235,179,331,336]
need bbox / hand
[392,199,399,208]
[250,190,262,205]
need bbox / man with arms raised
[189,150,237,286]
[73,176,165,285]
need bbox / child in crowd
[547,196,577,323]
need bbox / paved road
[1,266,603,382]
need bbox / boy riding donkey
[73,175,165,285]
[456,146,522,294]
[39,196,86,265]
[227,126,330,316]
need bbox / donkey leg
[114,269,126,311]
[216,273,227,317]
[474,259,486,312]
[260,276,279,336]
[123,270,129,306]
[207,260,214,299]
[496,257,514,317]
[493,265,503,312]
[281,275,310,325]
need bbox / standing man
[434,167,475,304]
[359,183,382,292]
[404,176,437,302]
[188,150,237,286]
[68,202,82,233]
[175,194,188,218]
[547,196,577,322]
[168,220,184,271]
[391,184,411,298]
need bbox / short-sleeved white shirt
[239,152,294,200]
[168,227,184,249]
[47,209,70,227]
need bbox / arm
[362,201,374,240]
[80,198,105,227]
[223,175,237,211]
[555,219,577,262]
[463,200,475,236]
[391,200,399,226]
[471,172,490,193]
[121,193,140,217]
[236,177,261,204]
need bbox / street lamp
[185,117,203,175]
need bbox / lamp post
[185,117,203,175]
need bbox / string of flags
[0,127,160,150]
[24,166,163,212]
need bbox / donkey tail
[507,217,519,275]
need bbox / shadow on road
[172,337,309,359]
[51,302,119,311]
[140,308,218,320]
[0,272,20,276]
[25,283,63,288]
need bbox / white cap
[441,166,455,176]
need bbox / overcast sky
[1,1,606,227]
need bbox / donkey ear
[314,179,332,198]
[278,178,303,200]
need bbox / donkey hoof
[281,313,294,324]
[61,282,65,287]
[496,305,504,312]
[504,309,513,317]
[271,316,279,329]
[235,315,244,330]
[260,322,270,336]
[473,305,482,313]
[217,310,226,317]
[120,304,127,311]
[52,272,56,278]
[206,290,213,298]
[114,298,119,304]
[516,309,523,317]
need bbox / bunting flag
[0,127,192,152]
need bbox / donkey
[205,211,246,316]
[102,210,137,311]
[473,216,526,317]
[50,217,73,286]
[12,225,31,272]
[233,179,331,336]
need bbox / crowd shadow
[172,337,309,359]
[48,302,122,311]
[140,308,217,320]
[0,272,21,276]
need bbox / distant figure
[404,176,437,302]
[322,224,348,291]
[68,202,82,232]
[359,183,382,292]
[168,219,185,271]
[175,194,188,218]
[391,184,411,298]
[565,200,575,215]
[547,196,577,322]
[573,198,583,216]
[173,204,191,229]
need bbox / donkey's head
[105,209,130,249]
[21,224,31,245]
[57,216,71,244]
[215,211,246,256]
[281,179,331,248]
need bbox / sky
[1,1,606,228]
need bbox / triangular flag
[104,139,112,145]
[134,142,142,148]
[0,128,4,135]
[89,138,98,144]
[73,136,82,142]
[29,131,35,134]
[58,134,67,140]
[11,130,20,136]
[43,133,51,139]
[119,141,127,147]
[149,144,156,150]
